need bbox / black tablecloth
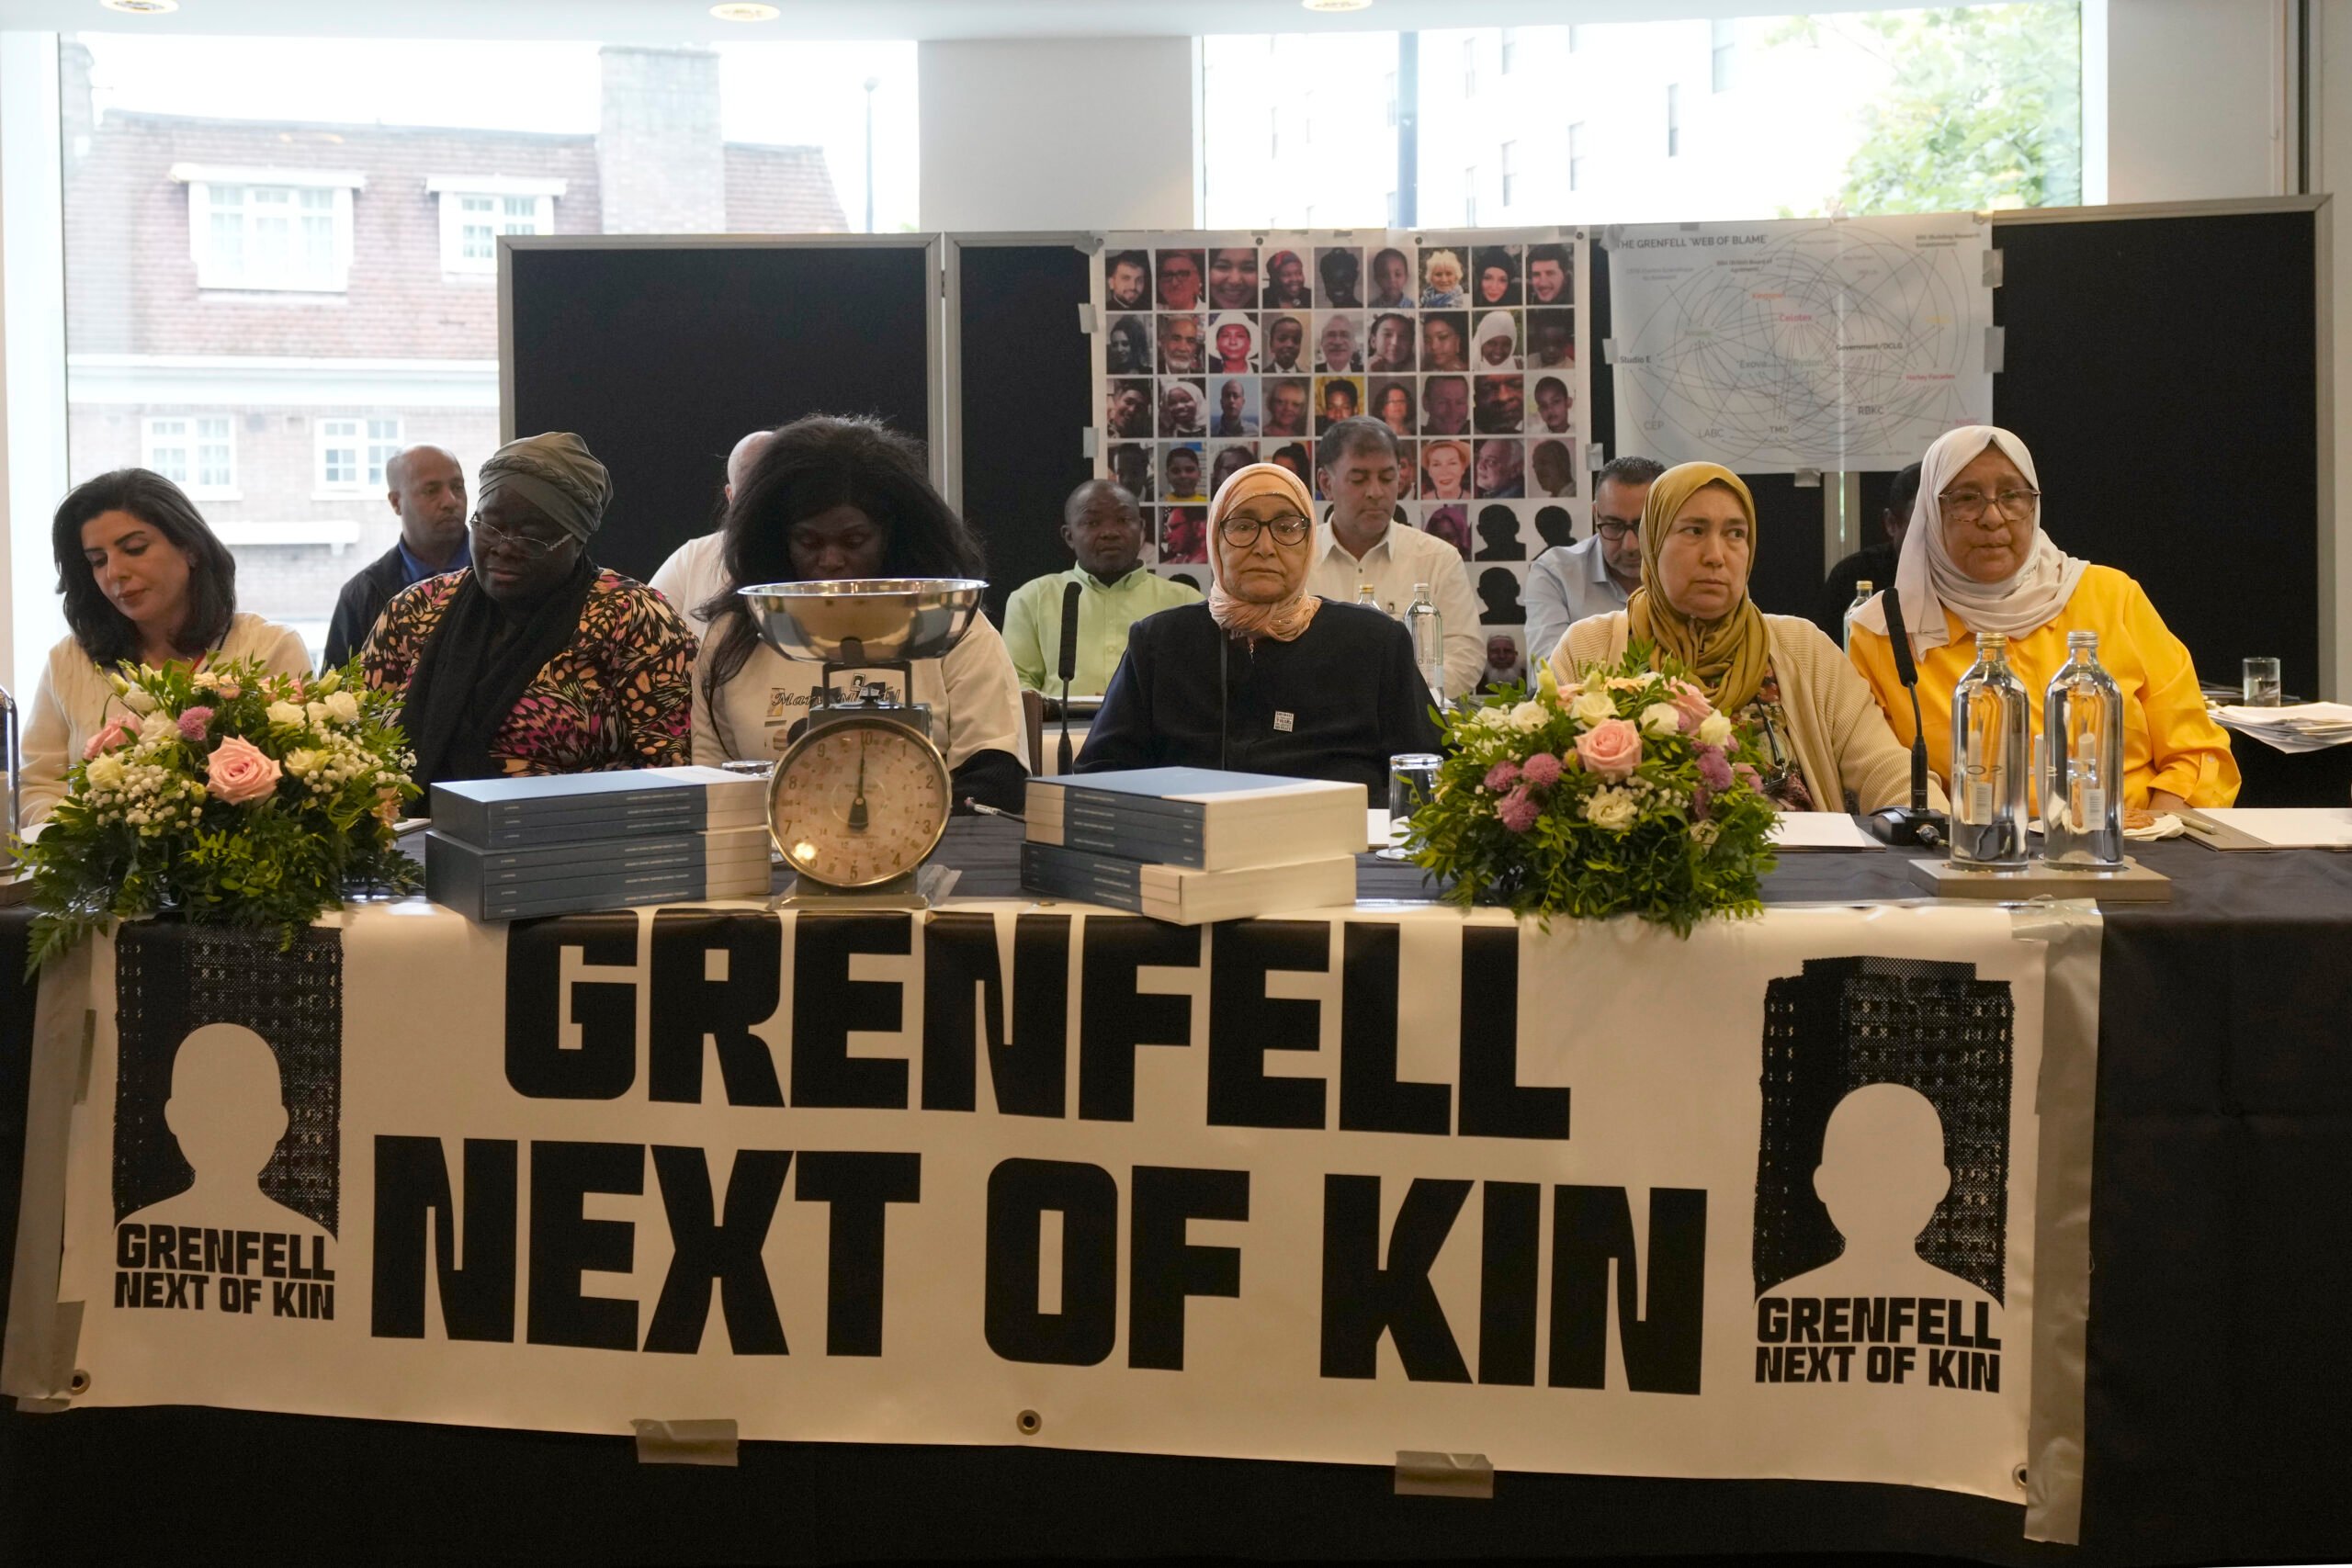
[5,823,2349,1567]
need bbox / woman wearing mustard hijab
[1078,463,1441,791]
[1545,462,1926,813]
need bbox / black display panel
[505,242,933,586]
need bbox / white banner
[50,898,2068,1505]
[1607,214,1996,471]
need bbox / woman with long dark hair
[691,415,1028,812]
[18,468,311,828]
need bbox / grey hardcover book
[429,829,772,919]
[1020,840,1355,925]
[431,766,764,848]
[1026,769,1365,871]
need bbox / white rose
[85,754,126,792]
[120,687,156,716]
[137,710,176,745]
[305,701,332,727]
[323,690,361,725]
[1584,785,1639,831]
[1569,689,1615,728]
[283,748,323,778]
[1476,705,1513,730]
[190,670,220,692]
[1639,703,1681,739]
[1696,711,1734,748]
[1510,701,1547,732]
[267,701,306,728]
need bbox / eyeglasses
[1218,513,1313,547]
[470,513,573,558]
[1938,487,2040,523]
[1594,519,1640,541]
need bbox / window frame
[425,175,566,276]
[141,414,239,501]
[1501,141,1518,208]
[169,164,363,294]
[1568,121,1586,194]
[314,414,406,498]
[1667,83,1682,158]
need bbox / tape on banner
[1600,339,1615,364]
[1395,1450,1494,1499]
[1984,326,2007,373]
[1080,427,1100,460]
[1983,249,2005,288]
[1077,303,1097,333]
[631,1417,739,1466]
[1587,443,1608,471]
[1793,468,1823,489]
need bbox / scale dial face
[767,716,952,888]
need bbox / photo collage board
[1094,230,1591,681]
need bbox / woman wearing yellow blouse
[1849,425,2237,818]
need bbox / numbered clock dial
[767,717,951,888]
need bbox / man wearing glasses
[1522,455,1665,668]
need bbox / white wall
[2106,0,2290,202]
[2,32,71,707]
[918,36,1197,231]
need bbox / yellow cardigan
[1849,564,2239,809]
[1552,610,1931,814]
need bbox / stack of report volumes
[425,766,772,920]
[1021,768,1366,925]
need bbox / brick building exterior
[61,40,845,654]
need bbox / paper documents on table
[1768,814,1883,851]
[2179,807,2352,851]
[2211,702,2352,754]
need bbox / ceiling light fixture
[98,0,180,13]
[1301,0,1374,11]
[710,2,781,18]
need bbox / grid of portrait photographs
[1098,232,1587,644]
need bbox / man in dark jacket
[322,444,468,671]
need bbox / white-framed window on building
[1713,20,1740,93]
[427,176,564,275]
[1384,71,1397,128]
[171,164,362,293]
[1464,165,1477,226]
[142,416,237,499]
[1270,106,1281,158]
[1501,141,1518,208]
[1385,189,1398,225]
[1462,38,1477,97]
[317,417,404,494]
[1501,28,1519,74]
[1568,122,1586,193]
[1667,84,1682,157]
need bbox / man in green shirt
[1002,479,1202,696]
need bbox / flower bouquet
[15,658,422,971]
[1401,648,1781,934]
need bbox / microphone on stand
[1056,581,1081,773]
[1864,586,1949,850]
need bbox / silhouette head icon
[163,1023,288,1187]
[1813,1083,1951,1258]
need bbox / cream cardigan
[1549,611,1934,815]
[18,614,314,829]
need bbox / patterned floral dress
[1734,663,1816,813]
[361,569,696,775]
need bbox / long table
[3,822,2349,1566]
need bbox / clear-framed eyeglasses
[1937,487,2041,524]
[1217,513,1313,547]
[470,513,574,558]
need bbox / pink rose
[82,719,132,760]
[176,705,215,742]
[215,680,241,700]
[1521,751,1563,788]
[1668,678,1713,733]
[206,735,283,805]
[1696,746,1734,792]
[1497,785,1540,833]
[1483,759,1521,791]
[1574,718,1644,782]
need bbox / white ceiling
[0,0,1910,43]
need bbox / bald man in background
[322,443,469,671]
[648,427,777,634]
[1002,479,1200,696]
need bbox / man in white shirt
[648,427,775,632]
[1303,417,1483,702]
[1522,455,1664,667]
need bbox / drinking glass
[2242,657,2283,706]
[1380,752,1442,860]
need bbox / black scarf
[401,556,598,787]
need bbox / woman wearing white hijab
[1849,425,2237,816]
[1077,463,1441,791]
[1474,310,1521,370]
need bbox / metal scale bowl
[738,578,987,908]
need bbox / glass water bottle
[1355,583,1381,611]
[2042,630,2126,867]
[1842,580,1875,653]
[1405,582,1445,705]
[1949,633,2030,868]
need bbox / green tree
[1781,6,2083,215]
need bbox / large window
[1204,6,2084,229]
[60,32,914,660]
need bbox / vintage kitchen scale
[737,577,987,909]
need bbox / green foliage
[1401,648,1780,936]
[1781,6,2083,216]
[13,657,422,973]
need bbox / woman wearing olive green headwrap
[1545,461,1929,814]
